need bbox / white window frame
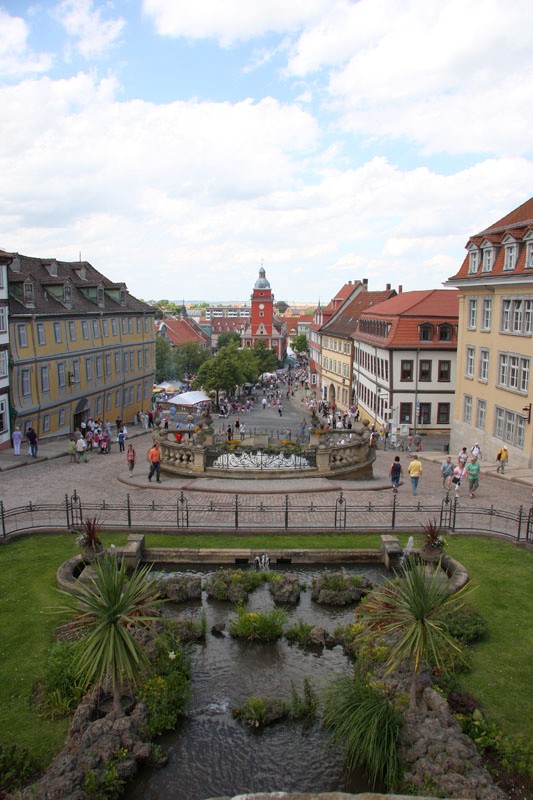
[482,298,492,331]
[465,346,475,377]
[40,365,50,393]
[476,399,486,430]
[479,349,489,382]
[463,395,472,423]
[468,250,479,274]
[504,243,516,271]
[53,321,62,343]
[468,298,477,329]
[57,362,66,388]
[481,247,493,272]
[0,307,7,334]
[0,350,7,378]
[17,323,28,348]
[36,322,46,345]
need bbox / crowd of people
[388,441,509,499]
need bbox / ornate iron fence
[1,491,532,543]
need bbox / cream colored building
[447,199,533,468]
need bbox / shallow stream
[128,564,387,800]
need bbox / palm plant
[356,557,472,708]
[60,554,163,711]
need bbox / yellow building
[320,282,396,411]
[5,252,155,440]
[447,199,533,468]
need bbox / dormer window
[10,256,20,273]
[438,324,452,341]
[468,249,479,274]
[419,323,433,341]
[64,283,72,305]
[97,286,105,307]
[23,280,34,305]
[48,260,58,277]
[504,243,516,271]
[120,288,126,306]
[481,247,494,272]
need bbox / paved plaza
[1,389,531,519]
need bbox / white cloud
[0,8,52,78]
[286,0,533,156]
[53,0,125,59]
[142,0,332,46]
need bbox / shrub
[138,671,190,736]
[232,695,289,727]
[456,708,533,780]
[311,572,370,606]
[440,603,489,644]
[322,673,403,790]
[139,629,192,736]
[285,620,314,645]
[38,640,85,717]
[0,741,39,792]
[205,568,266,602]
[228,606,287,641]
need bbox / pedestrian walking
[440,455,454,490]
[12,426,22,455]
[466,455,481,498]
[147,442,162,483]
[471,442,482,460]
[75,434,87,463]
[407,453,423,495]
[118,429,125,452]
[452,463,467,497]
[496,446,508,474]
[458,447,468,466]
[389,455,403,493]
[126,444,136,476]
[27,427,38,458]
[67,438,76,463]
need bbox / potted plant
[76,515,104,560]
[422,517,446,556]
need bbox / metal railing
[1,491,532,543]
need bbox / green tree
[193,343,260,405]
[175,342,210,379]
[217,331,241,349]
[275,300,289,314]
[155,336,174,382]
[253,340,278,374]
[60,555,163,711]
[356,558,472,708]
[292,333,308,354]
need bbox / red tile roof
[322,289,397,337]
[161,318,209,347]
[450,197,533,282]
[356,290,459,349]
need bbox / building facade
[5,252,155,441]
[353,290,459,434]
[447,199,533,467]
[320,283,397,411]
[0,252,11,449]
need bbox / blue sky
[1,0,532,303]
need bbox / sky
[1,1,533,305]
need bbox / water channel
[129,563,387,800]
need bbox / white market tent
[167,391,211,408]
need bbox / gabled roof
[322,289,397,338]
[449,198,533,282]
[160,317,209,347]
[4,251,151,315]
[356,290,459,349]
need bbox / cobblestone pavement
[1,395,531,524]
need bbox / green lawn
[0,530,531,771]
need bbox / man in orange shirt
[147,442,162,483]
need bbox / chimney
[398,285,403,294]
[362,278,368,287]
[348,280,352,285]
[386,283,391,290]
